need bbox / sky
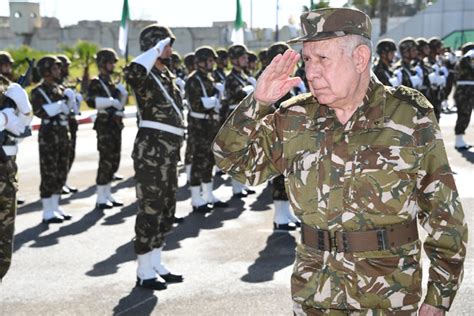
[0,0,347,29]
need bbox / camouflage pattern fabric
[222,68,252,120]
[212,77,467,312]
[414,59,433,100]
[31,81,71,198]
[393,61,415,88]
[0,75,18,281]
[272,175,288,201]
[213,68,226,84]
[454,56,474,135]
[373,60,394,87]
[86,75,124,185]
[184,120,194,165]
[125,62,184,254]
[426,57,444,122]
[67,116,78,173]
[184,70,220,186]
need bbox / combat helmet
[0,51,14,65]
[184,53,195,68]
[37,55,62,77]
[194,46,218,62]
[376,39,397,56]
[216,48,228,60]
[139,24,175,52]
[428,37,443,51]
[247,51,258,63]
[461,42,474,56]
[56,54,72,66]
[171,52,181,64]
[95,48,119,68]
[267,42,290,61]
[398,37,417,54]
[228,44,249,60]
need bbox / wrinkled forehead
[302,37,344,57]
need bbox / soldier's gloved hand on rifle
[5,83,32,115]
[116,83,128,107]
[94,97,119,111]
[0,108,26,136]
[215,82,224,96]
[111,98,123,111]
[64,88,77,112]
[42,100,69,117]
[242,85,255,96]
[133,37,172,74]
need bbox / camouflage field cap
[288,7,371,44]
[0,51,14,65]
[37,55,62,77]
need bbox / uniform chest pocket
[346,145,420,215]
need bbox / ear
[353,45,371,73]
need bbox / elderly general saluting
[212,7,467,316]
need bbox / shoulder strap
[195,74,209,98]
[150,72,184,121]
[37,87,52,104]
[97,77,112,98]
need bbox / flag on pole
[118,0,130,56]
[230,0,244,44]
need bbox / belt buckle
[376,229,388,251]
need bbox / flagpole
[275,0,279,42]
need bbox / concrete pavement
[0,110,473,315]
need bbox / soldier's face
[161,44,172,59]
[0,63,12,76]
[105,61,116,73]
[303,39,365,108]
[50,64,61,80]
[237,54,248,68]
[386,51,395,63]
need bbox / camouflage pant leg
[0,159,17,281]
[184,131,195,165]
[67,117,78,173]
[189,118,219,186]
[454,88,473,135]
[293,303,418,316]
[272,174,288,201]
[38,126,70,198]
[96,124,122,185]
[133,130,181,255]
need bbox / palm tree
[379,0,389,36]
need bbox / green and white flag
[230,0,244,44]
[118,0,130,56]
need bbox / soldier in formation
[0,52,33,280]
[125,24,184,290]
[213,7,466,315]
[86,49,126,210]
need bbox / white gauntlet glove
[133,37,171,74]
[64,88,76,112]
[116,83,128,107]
[242,85,255,95]
[2,108,26,136]
[112,98,123,111]
[154,37,171,56]
[5,83,32,114]
[215,82,224,96]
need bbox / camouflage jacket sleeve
[124,62,148,93]
[86,78,108,109]
[212,93,287,185]
[406,91,468,310]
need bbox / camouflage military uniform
[185,69,220,186]
[31,81,71,198]
[213,68,226,84]
[222,68,253,120]
[0,75,18,280]
[373,59,394,87]
[393,61,415,88]
[86,74,123,186]
[454,54,474,135]
[125,63,184,254]
[212,78,467,313]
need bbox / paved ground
[0,110,473,315]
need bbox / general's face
[303,38,360,108]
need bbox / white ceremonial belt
[139,120,185,137]
[228,104,238,110]
[98,109,124,116]
[42,119,68,126]
[189,111,219,120]
[457,81,474,86]
[2,145,18,156]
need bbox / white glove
[213,96,222,113]
[215,82,224,95]
[112,98,123,111]
[116,83,128,106]
[440,66,449,77]
[409,75,422,89]
[175,77,185,91]
[3,108,26,136]
[242,85,255,95]
[247,76,257,87]
[438,75,446,87]
[95,97,114,110]
[43,101,66,117]
[388,76,401,87]
[201,96,219,109]
[18,112,33,127]
[64,88,76,111]
[154,37,171,57]
[5,83,32,115]
[61,101,70,114]
[414,65,423,78]
[296,81,307,94]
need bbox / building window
[30,12,37,18]
[14,12,22,18]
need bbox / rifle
[0,58,35,162]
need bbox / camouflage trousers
[67,117,78,174]
[272,175,288,201]
[94,118,122,185]
[293,302,418,316]
[0,159,17,281]
[189,117,220,186]
[184,121,195,165]
[454,87,473,135]
[132,129,182,254]
[38,124,70,198]
[428,88,443,122]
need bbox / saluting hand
[254,49,302,106]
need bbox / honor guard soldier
[414,38,433,100]
[454,43,474,150]
[31,56,74,223]
[393,37,422,89]
[427,37,447,121]
[223,44,257,198]
[373,39,398,86]
[185,46,228,212]
[57,54,80,195]
[0,67,33,279]
[125,24,184,290]
[213,48,228,84]
[86,48,127,210]
[213,7,467,315]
